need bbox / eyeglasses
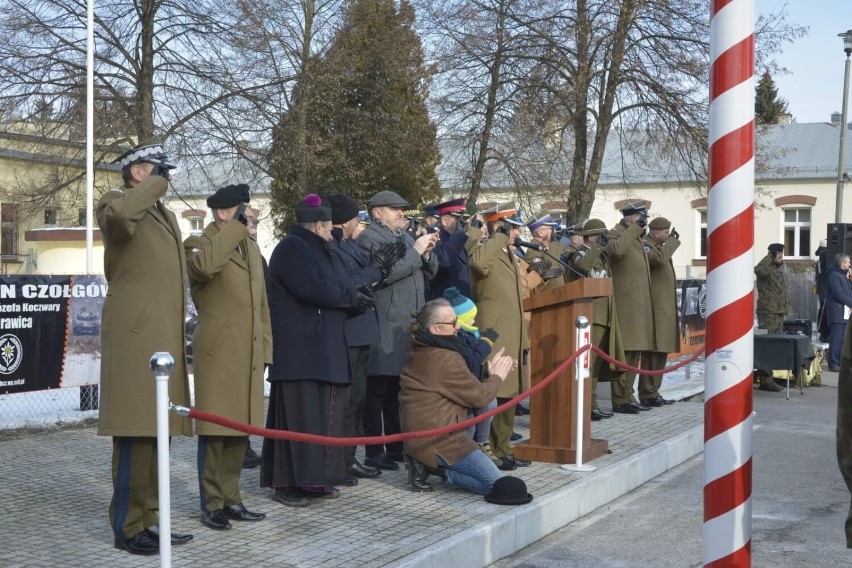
[433,318,458,327]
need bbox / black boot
[404,455,433,492]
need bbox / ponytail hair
[408,298,451,335]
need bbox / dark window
[1,204,21,258]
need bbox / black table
[753,334,816,374]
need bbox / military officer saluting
[97,138,194,555]
[523,212,567,291]
[185,183,272,530]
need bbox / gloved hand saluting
[526,256,552,277]
[234,203,249,226]
[495,221,511,236]
[370,240,407,278]
[148,157,173,180]
[670,227,680,240]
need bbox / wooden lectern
[512,278,612,464]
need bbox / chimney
[832,111,842,124]
[776,113,792,125]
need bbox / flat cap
[207,184,251,209]
[648,217,671,230]
[368,190,411,209]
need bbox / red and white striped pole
[705,0,755,566]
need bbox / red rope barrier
[185,343,706,445]
[590,345,705,376]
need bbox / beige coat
[185,220,273,436]
[605,221,656,351]
[470,232,528,398]
[96,176,192,437]
[644,235,681,354]
[400,340,503,468]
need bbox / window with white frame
[783,207,811,257]
[698,210,708,258]
[188,216,205,235]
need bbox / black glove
[456,215,468,231]
[543,266,565,280]
[356,286,375,311]
[234,203,248,226]
[597,231,608,246]
[149,159,172,180]
[636,216,647,228]
[670,227,680,240]
[527,256,552,277]
[470,216,482,229]
[495,221,511,236]
[560,250,572,266]
[370,241,406,277]
[481,327,499,343]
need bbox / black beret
[296,194,332,223]
[328,193,360,224]
[768,243,784,254]
[207,184,251,209]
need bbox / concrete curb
[392,423,705,567]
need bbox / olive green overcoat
[644,235,681,354]
[185,220,273,436]
[605,221,656,351]
[96,176,192,437]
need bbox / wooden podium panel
[513,278,611,464]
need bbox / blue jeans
[465,398,497,444]
[437,449,502,495]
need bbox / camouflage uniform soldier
[754,242,789,392]
[569,219,628,420]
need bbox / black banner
[0,275,106,394]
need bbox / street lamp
[835,30,852,223]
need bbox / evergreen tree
[755,70,790,125]
[268,0,440,232]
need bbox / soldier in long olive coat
[470,204,539,470]
[754,242,789,392]
[185,184,272,530]
[605,202,655,413]
[638,217,680,406]
[96,138,193,555]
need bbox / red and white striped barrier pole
[705,1,755,566]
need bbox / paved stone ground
[0,387,707,568]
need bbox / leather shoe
[597,409,614,417]
[364,454,400,471]
[829,366,841,372]
[759,380,784,392]
[642,398,663,407]
[145,525,193,545]
[304,488,340,499]
[223,503,266,522]
[243,445,260,469]
[272,488,310,507]
[336,476,359,487]
[501,455,531,468]
[659,397,675,405]
[201,509,232,530]
[114,531,159,555]
[510,431,523,441]
[404,455,434,492]
[612,403,640,415]
[386,452,405,462]
[591,411,602,421]
[346,460,381,478]
[496,457,516,471]
[634,402,652,411]
[591,409,612,421]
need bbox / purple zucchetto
[296,193,332,223]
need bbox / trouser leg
[222,436,248,507]
[611,351,640,406]
[489,399,515,458]
[438,450,502,495]
[830,323,847,368]
[363,376,388,458]
[344,346,370,465]
[639,351,668,401]
[110,437,157,541]
[383,376,403,457]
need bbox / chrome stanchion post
[150,352,174,567]
[561,316,595,473]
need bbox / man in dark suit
[826,253,852,372]
[97,138,193,555]
[327,193,405,481]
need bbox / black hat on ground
[768,243,784,254]
[328,193,360,224]
[112,136,176,171]
[296,194,332,223]
[207,184,251,209]
[485,476,533,505]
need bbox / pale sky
[757,0,852,123]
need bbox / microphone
[513,237,542,251]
